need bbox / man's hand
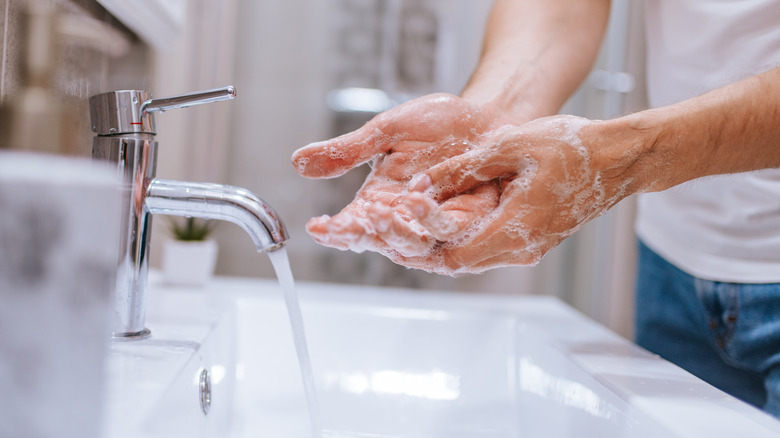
[291,93,510,265]
[403,115,643,274]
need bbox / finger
[404,182,500,241]
[381,249,452,276]
[445,180,538,267]
[403,193,470,241]
[292,124,391,179]
[366,200,435,257]
[305,214,384,253]
[470,249,543,271]
[412,136,535,201]
[383,244,540,277]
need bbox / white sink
[104,276,780,438]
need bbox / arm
[608,67,780,192]
[291,0,612,269]
[463,0,611,119]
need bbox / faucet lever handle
[90,86,237,136]
[141,86,237,114]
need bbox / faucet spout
[89,86,276,340]
[146,178,288,252]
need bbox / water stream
[267,247,322,438]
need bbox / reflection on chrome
[519,358,611,419]
[325,369,460,401]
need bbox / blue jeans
[635,240,780,417]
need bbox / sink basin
[104,276,780,438]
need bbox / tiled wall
[0,0,149,157]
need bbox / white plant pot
[162,239,218,286]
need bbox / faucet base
[112,328,151,341]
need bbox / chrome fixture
[199,368,212,416]
[90,86,288,340]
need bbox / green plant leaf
[167,217,216,241]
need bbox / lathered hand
[291,93,506,267]
[407,115,641,274]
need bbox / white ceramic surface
[104,287,235,438]
[105,276,780,438]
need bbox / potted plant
[161,217,218,286]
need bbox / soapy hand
[405,115,639,274]
[292,93,511,267]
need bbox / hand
[291,93,510,265]
[405,115,641,274]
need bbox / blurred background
[0,0,649,337]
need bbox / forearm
[462,0,611,122]
[605,66,780,193]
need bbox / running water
[267,247,322,438]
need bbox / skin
[292,0,780,275]
[292,93,502,263]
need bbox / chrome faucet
[90,86,288,340]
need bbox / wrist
[588,111,673,196]
[461,68,562,127]
[598,68,780,194]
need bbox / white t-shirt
[636,0,780,283]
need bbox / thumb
[292,123,389,179]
